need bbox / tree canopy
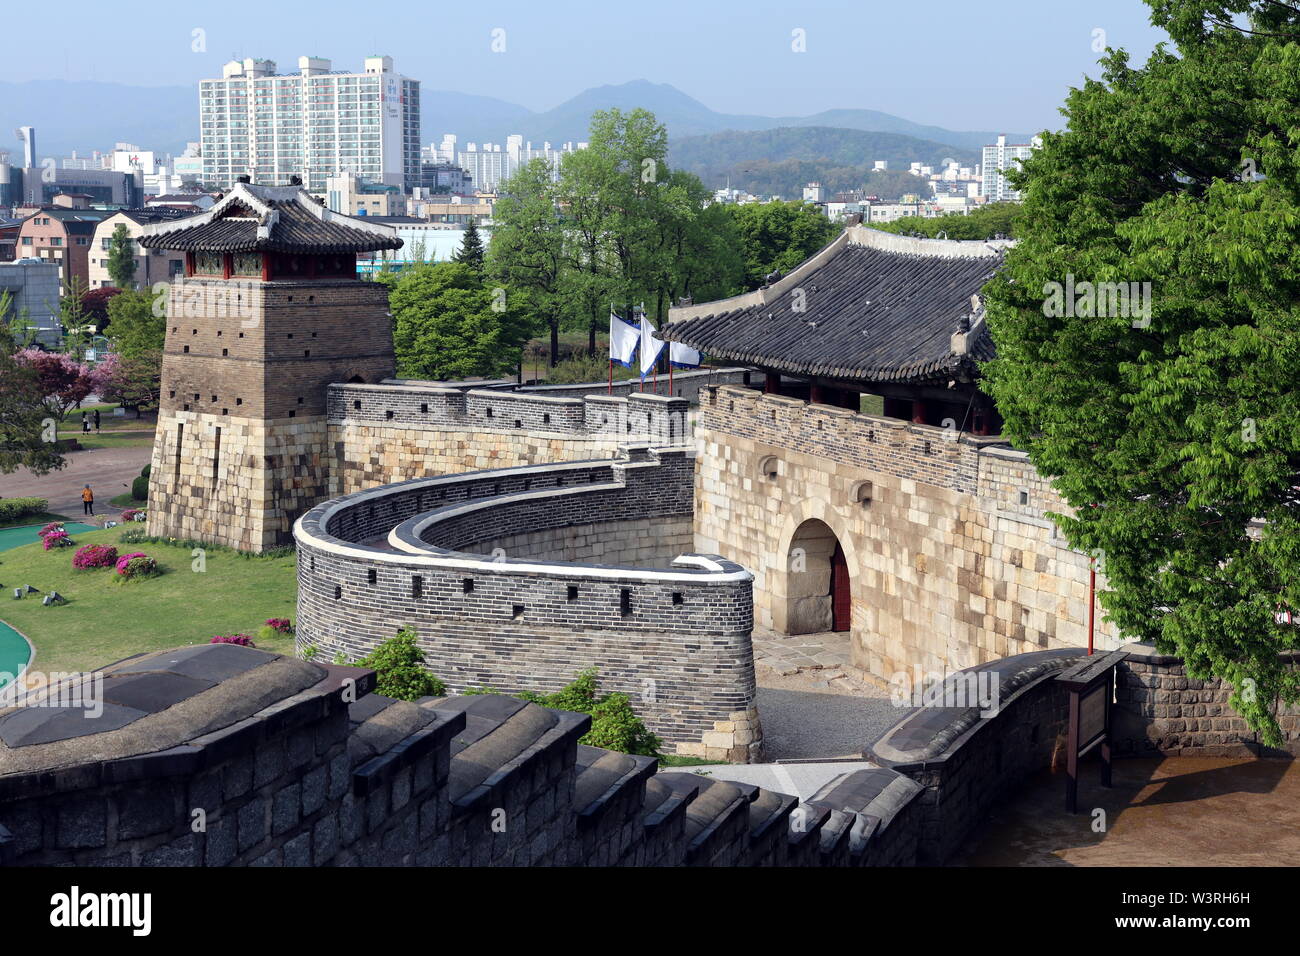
[487,107,834,365]
[389,262,532,380]
[0,324,64,476]
[981,0,1300,745]
[870,201,1020,240]
[725,200,839,289]
[106,222,137,290]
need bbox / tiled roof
[116,208,193,226]
[660,227,1011,385]
[137,182,402,254]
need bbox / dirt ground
[953,756,1300,866]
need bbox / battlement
[3,642,1262,867]
[328,382,691,444]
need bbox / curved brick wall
[294,445,761,760]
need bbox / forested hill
[668,126,980,199]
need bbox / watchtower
[138,180,402,551]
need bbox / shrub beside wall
[0,498,49,523]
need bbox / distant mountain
[489,80,1031,151]
[671,127,979,179]
[0,80,197,159]
[669,127,980,200]
[2,76,1029,163]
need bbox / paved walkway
[749,626,899,761]
[753,626,855,678]
[0,444,153,522]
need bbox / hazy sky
[4,0,1170,132]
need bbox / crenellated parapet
[294,444,759,759]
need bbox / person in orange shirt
[81,484,94,516]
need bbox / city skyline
[3,0,1169,134]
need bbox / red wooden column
[764,372,781,394]
[911,399,928,425]
[809,383,825,405]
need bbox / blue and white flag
[669,340,701,369]
[608,312,639,368]
[639,315,665,377]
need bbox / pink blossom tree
[16,348,97,422]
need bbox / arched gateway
[783,518,852,634]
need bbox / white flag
[639,315,665,377]
[608,313,639,367]
[669,340,701,368]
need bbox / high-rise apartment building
[980,134,1039,202]
[200,56,420,192]
[453,138,585,191]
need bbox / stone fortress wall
[324,384,696,495]
[294,445,760,761]
[693,384,1124,686]
[3,642,1280,869]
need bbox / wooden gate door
[830,541,851,632]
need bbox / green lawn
[57,432,155,451]
[0,524,298,674]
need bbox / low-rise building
[88,209,191,290]
[14,197,114,288]
[0,258,62,344]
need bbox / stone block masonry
[146,410,331,552]
[295,445,760,760]
[148,275,396,553]
[1114,643,1300,757]
[693,384,1122,686]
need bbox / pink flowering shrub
[113,552,159,581]
[120,508,147,522]
[38,522,65,538]
[210,634,256,647]
[42,530,73,550]
[72,544,118,569]
[265,618,292,633]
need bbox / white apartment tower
[981,134,1038,202]
[199,55,421,191]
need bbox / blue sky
[5,0,1169,131]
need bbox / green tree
[488,158,565,363]
[520,669,662,757]
[96,350,162,419]
[555,145,623,357]
[106,288,165,357]
[981,0,1300,746]
[870,201,1020,240]
[0,289,39,348]
[451,218,485,273]
[59,276,93,353]
[726,200,840,290]
[106,222,138,289]
[389,262,531,379]
[0,322,64,475]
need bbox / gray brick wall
[294,446,757,751]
